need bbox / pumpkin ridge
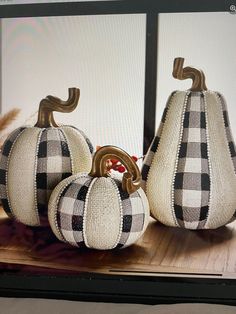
[214,92,236,225]
[7,127,42,226]
[141,91,176,191]
[33,128,45,226]
[173,91,211,229]
[59,128,75,174]
[171,91,190,228]
[201,91,212,229]
[48,173,87,243]
[36,128,73,224]
[110,178,124,249]
[82,177,98,249]
[0,127,27,218]
[216,92,236,174]
[70,125,94,154]
[204,91,236,228]
[136,187,150,236]
[147,91,188,226]
[85,177,122,249]
[113,178,149,248]
[60,126,92,174]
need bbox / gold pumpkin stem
[35,88,80,128]
[173,57,207,91]
[89,146,141,194]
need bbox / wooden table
[0,207,236,304]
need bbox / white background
[0,14,146,158]
[156,12,236,137]
[1,11,236,158]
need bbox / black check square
[2,141,12,156]
[199,206,209,221]
[174,205,184,220]
[223,111,229,127]
[72,215,83,231]
[38,141,47,158]
[122,215,132,232]
[201,143,208,159]
[36,173,47,189]
[77,185,89,201]
[0,169,6,185]
[229,142,236,157]
[201,173,210,191]
[142,164,150,181]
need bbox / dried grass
[0,108,20,134]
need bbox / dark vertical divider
[143,13,158,155]
[0,20,2,114]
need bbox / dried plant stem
[0,108,20,134]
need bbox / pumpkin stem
[89,146,141,194]
[34,88,80,128]
[173,57,207,91]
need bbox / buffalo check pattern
[141,92,175,185]
[115,181,145,248]
[55,177,145,248]
[174,92,210,229]
[56,177,92,247]
[0,127,26,217]
[36,128,72,220]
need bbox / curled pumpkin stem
[89,146,141,194]
[173,57,207,91]
[35,88,80,128]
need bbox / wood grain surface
[0,207,236,278]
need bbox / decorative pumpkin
[142,58,236,229]
[48,146,149,250]
[0,88,93,226]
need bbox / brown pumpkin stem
[173,57,207,91]
[35,88,80,128]
[89,146,141,194]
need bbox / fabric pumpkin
[142,58,236,229]
[0,88,93,226]
[48,146,149,250]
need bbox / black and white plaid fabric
[174,92,210,229]
[36,128,72,221]
[141,92,176,186]
[56,176,92,247]
[0,127,26,217]
[115,182,145,248]
[55,177,145,248]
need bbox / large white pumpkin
[0,88,93,226]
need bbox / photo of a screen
[0,0,235,305]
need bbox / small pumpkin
[0,88,93,226]
[48,146,149,250]
[142,58,236,229]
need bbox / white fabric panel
[7,127,41,226]
[146,91,188,226]
[84,177,121,250]
[61,126,92,174]
[205,91,236,228]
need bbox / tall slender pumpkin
[0,88,93,226]
[142,58,236,229]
